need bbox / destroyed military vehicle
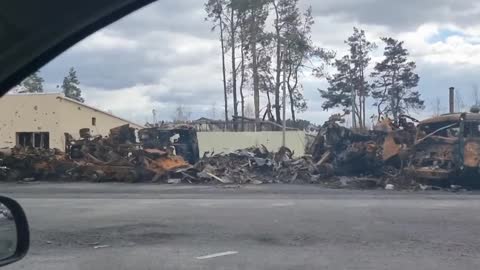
[408,109,480,182]
[138,125,200,164]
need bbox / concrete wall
[0,94,143,150]
[197,131,306,156]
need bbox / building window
[16,132,50,149]
[92,117,96,126]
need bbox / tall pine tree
[320,28,374,129]
[205,0,229,128]
[371,37,423,122]
[62,67,84,103]
[346,28,376,128]
[21,72,44,93]
[319,55,354,113]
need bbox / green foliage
[319,28,375,128]
[21,72,44,93]
[62,67,84,103]
[371,37,423,121]
[205,0,226,26]
[319,55,353,110]
[346,27,376,98]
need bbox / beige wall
[197,131,306,156]
[0,94,143,150]
[0,94,62,149]
[55,97,143,148]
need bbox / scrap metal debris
[2,111,480,191]
[188,146,317,185]
[0,125,192,183]
[139,125,200,164]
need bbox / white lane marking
[196,251,239,260]
[93,245,110,249]
[271,202,295,207]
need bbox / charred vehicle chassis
[408,112,480,181]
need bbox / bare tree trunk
[266,88,272,109]
[289,87,295,122]
[239,29,246,132]
[376,79,388,121]
[351,84,357,129]
[356,95,362,129]
[263,86,275,121]
[355,101,361,128]
[230,8,238,131]
[377,102,382,122]
[390,70,398,122]
[359,48,366,129]
[285,49,303,126]
[251,10,260,126]
[357,95,364,129]
[273,2,281,124]
[362,95,366,128]
[390,96,397,121]
[219,19,229,130]
[361,67,366,128]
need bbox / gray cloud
[307,0,480,31]
[35,0,480,124]
[41,48,162,89]
[110,0,213,38]
[41,31,219,90]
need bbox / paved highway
[1,183,480,270]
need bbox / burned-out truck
[138,125,200,165]
[409,110,480,181]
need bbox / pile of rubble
[168,113,416,188]
[305,113,422,189]
[0,146,70,181]
[3,110,478,191]
[0,128,388,188]
[186,146,317,185]
[0,125,192,182]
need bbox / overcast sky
[23,0,480,125]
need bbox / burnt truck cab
[411,111,480,180]
[138,125,200,165]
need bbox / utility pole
[282,51,287,147]
[152,109,157,126]
[449,87,455,113]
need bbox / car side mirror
[0,196,29,267]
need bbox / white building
[0,93,144,151]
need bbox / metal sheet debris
[2,112,480,191]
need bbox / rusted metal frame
[415,123,458,145]
[399,114,420,123]
[458,113,466,169]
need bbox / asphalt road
[2,183,480,270]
